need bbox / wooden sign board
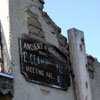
[19,33,70,90]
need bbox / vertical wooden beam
[68,28,92,100]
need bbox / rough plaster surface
[87,56,100,100]
[1,0,100,100]
[7,0,74,100]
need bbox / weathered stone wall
[1,0,100,100]
[87,55,100,100]
[8,0,74,100]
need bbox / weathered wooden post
[68,28,92,100]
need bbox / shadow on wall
[0,21,12,74]
[0,21,13,100]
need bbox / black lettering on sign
[19,33,70,90]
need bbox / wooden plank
[68,28,92,100]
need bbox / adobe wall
[0,0,100,100]
[87,55,100,100]
[8,0,74,100]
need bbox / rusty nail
[80,44,82,51]
[85,96,88,100]
[81,38,84,45]
[86,82,88,88]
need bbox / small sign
[19,34,70,90]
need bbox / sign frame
[19,33,70,90]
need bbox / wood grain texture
[68,28,92,100]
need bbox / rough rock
[28,25,44,38]
[27,10,38,19]
[27,10,45,39]
[42,12,61,34]
[28,17,41,29]
[87,55,97,78]
[57,34,67,46]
